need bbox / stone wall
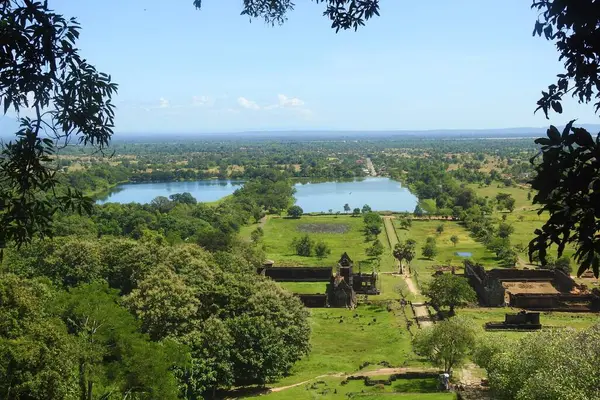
[257,266,332,281]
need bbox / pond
[96,177,417,213]
[96,180,244,204]
[294,177,417,213]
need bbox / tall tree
[423,274,477,316]
[1,1,117,251]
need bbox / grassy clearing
[278,282,328,294]
[252,376,456,400]
[272,305,423,388]
[259,215,373,267]
[394,220,498,286]
[458,307,600,333]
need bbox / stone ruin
[485,311,542,331]
[257,252,380,308]
[464,260,600,312]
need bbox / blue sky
[44,0,600,133]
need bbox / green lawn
[259,215,375,267]
[394,220,499,286]
[278,282,328,294]
[251,376,456,400]
[271,305,423,388]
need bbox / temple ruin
[257,252,380,308]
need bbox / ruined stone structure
[258,252,379,308]
[464,260,600,312]
[485,311,542,330]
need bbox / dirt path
[382,217,434,328]
[258,215,268,228]
[269,367,436,392]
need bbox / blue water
[455,252,473,257]
[294,177,417,213]
[96,180,244,204]
[96,177,418,212]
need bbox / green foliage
[436,223,444,234]
[352,207,361,216]
[421,237,438,260]
[413,204,424,217]
[194,0,380,32]
[366,239,384,259]
[292,234,314,257]
[495,193,516,212]
[413,317,476,373]
[0,1,117,250]
[361,204,372,214]
[343,203,351,213]
[287,205,304,218]
[530,122,600,277]
[250,226,265,242]
[497,222,514,239]
[423,274,477,315]
[450,235,459,247]
[314,241,331,258]
[169,192,197,205]
[399,217,412,230]
[393,239,416,267]
[363,212,383,235]
[479,324,600,400]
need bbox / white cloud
[159,97,169,108]
[237,97,260,110]
[192,96,214,107]
[277,94,304,108]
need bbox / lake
[96,177,417,212]
[294,178,417,213]
[96,180,244,204]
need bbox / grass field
[254,376,456,400]
[394,220,498,286]
[271,305,423,387]
[257,215,377,267]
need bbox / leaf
[3,97,12,114]
[562,119,576,139]
[551,101,563,114]
[547,125,561,141]
[573,128,595,147]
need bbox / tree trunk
[79,360,87,400]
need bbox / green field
[254,376,456,400]
[394,220,499,286]
[272,305,423,387]
[256,215,379,268]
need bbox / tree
[366,239,384,259]
[194,0,381,31]
[450,235,459,247]
[151,196,174,213]
[423,274,477,316]
[291,234,313,257]
[361,204,372,214]
[314,241,331,258]
[413,204,424,217]
[169,192,197,205]
[250,227,264,243]
[413,317,477,374]
[527,2,600,277]
[497,222,514,239]
[422,237,438,260]
[352,207,361,217]
[436,223,445,234]
[393,240,416,272]
[363,212,383,235]
[344,203,351,213]
[399,217,412,230]
[124,266,200,341]
[287,205,304,218]
[495,193,516,212]
[0,1,117,251]
[476,325,600,400]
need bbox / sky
[20,0,600,133]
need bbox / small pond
[455,252,473,258]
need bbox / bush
[314,241,331,258]
[291,235,314,257]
